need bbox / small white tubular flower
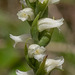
[49,0,60,4]
[29,0,36,3]
[20,0,27,7]
[10,34,32,47]
[28,44,46,58]
[17,8,34,21]
[16,70,34,75]
[38,18,64,32]
[45,57,64,73]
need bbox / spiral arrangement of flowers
[10,0,64,75]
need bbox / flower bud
[45,57,64,73]
[28,44,46,61]
[38,18,64,32]
[17,8,35,21]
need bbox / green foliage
[38,29,54,46]
[36,56,47,75]
[31,13,40,43]
[24,44,35,70]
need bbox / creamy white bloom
[29,0,36,3]
[20,0,27,7]
[10,34,32,47]
[28,44,46,61]
[38,18,64,32]
[16,70,34,75]
[34,54,46,62]
[17,8,34,21]
[45,57,64,73]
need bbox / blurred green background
[0,0,75,75]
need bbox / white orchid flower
[16,70,34,75]
[29,0,36,3]
[17,8,35,21]
[34,54,46,62]
[28,44,46,61]
[10,34,32,47]
[38,18,64,32]
[39,0,60,4]
[45,57,64,73]
[20,0,27,7]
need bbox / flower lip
[10,34,32,48]
[38,18,64,32]
[28,44,46,58]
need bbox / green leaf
[42,7,48,18]
[36,56,47,75]
[24,44,35,70]
[31,13,40,43]
[29,58,40,72]
[38,36,50,46]
[35,0,48,17]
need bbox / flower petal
[45,57,64,73]
[38,18,64,32]
[34,54,46,62]
[10,34,32,47]
[28,44,46,58]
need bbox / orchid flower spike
[29,0,36,3]
[17,8,35,21]
[20,0,27,7]
[38,18,64,32]
[16,70,34,75]
[45,57,64,73]
[10,34,32,48]
[28,44,46,62]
